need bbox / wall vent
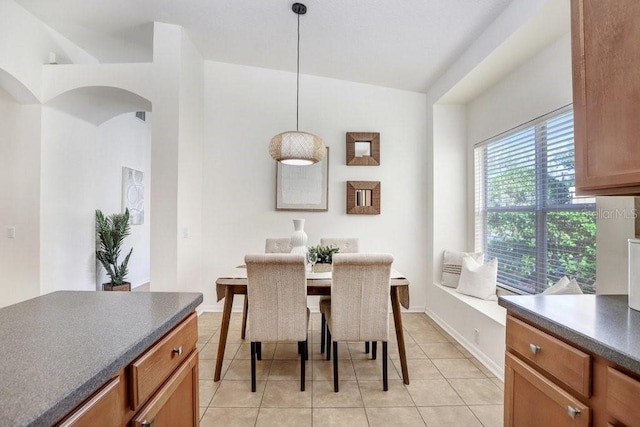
[135,111,146,121]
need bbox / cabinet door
[505,353,590,427]
[607,367,640,427]
[131,350,199,427]
[572,0,640,195]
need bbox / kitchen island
[0,291,203,426]
[499,294,640,427]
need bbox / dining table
[214,267,411,384]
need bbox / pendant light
[269,2,326,165]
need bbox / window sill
[431,283,506,326]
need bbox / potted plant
[96,208,133,291]
[308,244,340,272]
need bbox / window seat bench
[425,283,506,380]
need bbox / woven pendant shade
[269,131,326,165]
[269,3,326,165]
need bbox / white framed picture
[122,167,144,225]
[276,147,329,211]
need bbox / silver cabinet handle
[141,420,154,427]
[173,346,183,356]
[529,344,541,354]
[567,406,581,418]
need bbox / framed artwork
[346,132,380,165]
[122,167,144,225]
[276,148,329,211]
[346,181,380,215]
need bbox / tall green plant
[95,208,133,285]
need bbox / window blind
[474,107,596,294]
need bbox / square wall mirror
[346,132,380,165]
[347,181,380,215]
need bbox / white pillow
[441,250,484,288]
[542,277,584,295]
[456,256,498,301]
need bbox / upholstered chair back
[320,238,359,253]
[245,254,307,342]
[265,238,293,253]
[329,253,393,342]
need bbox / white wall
[40,108,97,293]
[466,33,572,143]
[149,23,181,292]
[0,86,41,307]
[176,30,204,294]
[595,196,635,295]
[202,61,428,310]
[40,108,151,293]
[432,105,468,280]
[0,0,96,102]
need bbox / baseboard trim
[425,306,504,381]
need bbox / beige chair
[318,238,359,357]
[265,238,293,253]
[241,238,293,339]
[245,253,309,392]
[325,253,393,392]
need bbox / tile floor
[197,311,504,427]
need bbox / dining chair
[245,253,309,392]
[241,238,293,340]
[318,238,359,357]
[325,253,393,392]
[265,238,293,253]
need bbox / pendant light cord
[296,10,300,131]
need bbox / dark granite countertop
[499,294,640,375]
[0,291,203,427]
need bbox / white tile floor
[196,311,504,426]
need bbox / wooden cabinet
[505,316,591,427]
[57,312,198,426]
[505,353,590,427]
[506,316,591,397]
[505,314,640,426]
[130,313,198,410]
[131,350,199,427]
[571,0,640,195]
[607,367,640,427]
[57,372,131,427]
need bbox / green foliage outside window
[479,111,596,294]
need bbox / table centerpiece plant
[96,208,133,291]
[308,244,340,273]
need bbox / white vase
[290,219,308,254]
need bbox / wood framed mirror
[346,181,380,214]
[346,132,380,165]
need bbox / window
[474,107,596,294]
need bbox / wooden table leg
[391,286,410,385]
[214,287,235,382]
[241,296,248,340]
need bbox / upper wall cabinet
[572,0,640,195]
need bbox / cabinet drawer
[58,371,128,427]
[505,352,590,427]
[506,315,591,397]
[131,350,199,427]
[130,312,198,410]
[607,367,640,427]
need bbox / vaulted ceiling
[15,0,516,93]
